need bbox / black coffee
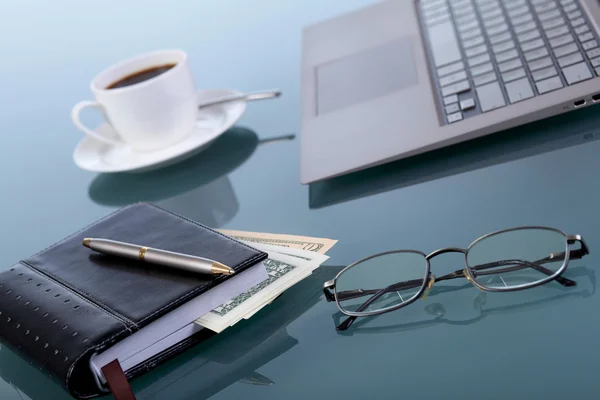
[106,64,176,89]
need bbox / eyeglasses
[330,265,595,335]
[323,227,590,331]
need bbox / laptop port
[574,99,586,107]
[593,94,600,102]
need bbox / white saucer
[73,89,247,173]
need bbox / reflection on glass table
[134,266,340,400]
[158,176,239,228]
[310,107,600,209]
[331,266,595,336]
[0,267,341,400]
[88,127,260,205]
[324,227,589,330]
[87,127,295,228]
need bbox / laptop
[300,0,600,183]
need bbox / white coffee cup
[71,49,197,152]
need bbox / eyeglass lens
[335,251,428,315]
[466,228,568,289]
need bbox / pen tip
[212,262,235,275]
[82,238,92,248]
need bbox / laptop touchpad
[315,37,418,115]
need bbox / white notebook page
[89,262,268,383]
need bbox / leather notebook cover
[0,203,267,399]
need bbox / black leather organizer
[0,203,267,399]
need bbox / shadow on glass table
[330,266,595,336]
[88,127,295,227]
[309,107,600,209]
[131,266,341,400]
[0,267,342,400]
[88,125,260,202]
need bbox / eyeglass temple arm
[438,258,577,287]
[323,280,336,302]
[328,237,590,302]
[333,255,578,304]
[334,259,558,331]
[462,235,589,285]
[334,258,565,331]
[565,234,590,259]
[332,238,589,330]
[331,279,425,302]
[336,286,393,331]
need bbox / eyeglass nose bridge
[426,247,467,260]
[421,274,436,300]
[422,247,485,295]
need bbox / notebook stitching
[134,204,267,324]
[20,260,137,329]
[30,202,259,259]
[72,332,203,398]
[28,204,138,259]
[67,326,131,395]
[21,203,140,330]
[137,252,265,324]
[147,203,264,253]
[23,202,265,327]
[15,264,132,397]
[17,202,266,396]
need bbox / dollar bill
[230,241,327,318]
[209,257,301,318]
[195,253,314,332]
[240,269,312,321]
[217,229,337,254]
[234,241,321,320]
[195,243,329,333]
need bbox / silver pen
[82,238,234,276]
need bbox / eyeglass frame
[323,226,590,326]
[330,265,596,335]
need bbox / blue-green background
[0,0,599,398]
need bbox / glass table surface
[0,0,599,398]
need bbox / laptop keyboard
[418,0,600,125]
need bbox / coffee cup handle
[71,101,123,146]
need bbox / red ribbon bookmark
[101,359,137,400]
